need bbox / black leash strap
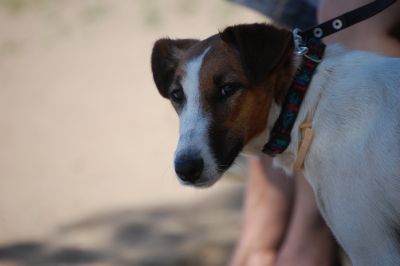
[300,0,398,41]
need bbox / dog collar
[262,37,325,156]
[263,0,398,156]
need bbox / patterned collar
[262,37,325,156]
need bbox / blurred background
[0,0,266,265]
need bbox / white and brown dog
[151,23,400,265]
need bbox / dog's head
[151,23,295,187]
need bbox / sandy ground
[0,1,265,265]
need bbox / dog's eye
[170,88,184,102]
[219,83,242,99]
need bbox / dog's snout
[174,156,204,184]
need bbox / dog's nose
[174,156,204,184]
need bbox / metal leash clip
[292,28,309,55]
[293,28,322,63]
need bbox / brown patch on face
[228,85,273,143]
[192,26,295,170]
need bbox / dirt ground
[0,1,265,265]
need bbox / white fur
[266,45,400,265]
[175,47,219,185]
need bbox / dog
[151,23,400,265]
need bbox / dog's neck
[241,45,343,174]
[241,50,304,156]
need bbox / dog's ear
[151,38,199,98]
[219,23,293,84]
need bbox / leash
[301,0,398,41]
[263,0,398,157]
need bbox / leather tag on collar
[293,122,313,172]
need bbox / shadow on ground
[0,187,243,266]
